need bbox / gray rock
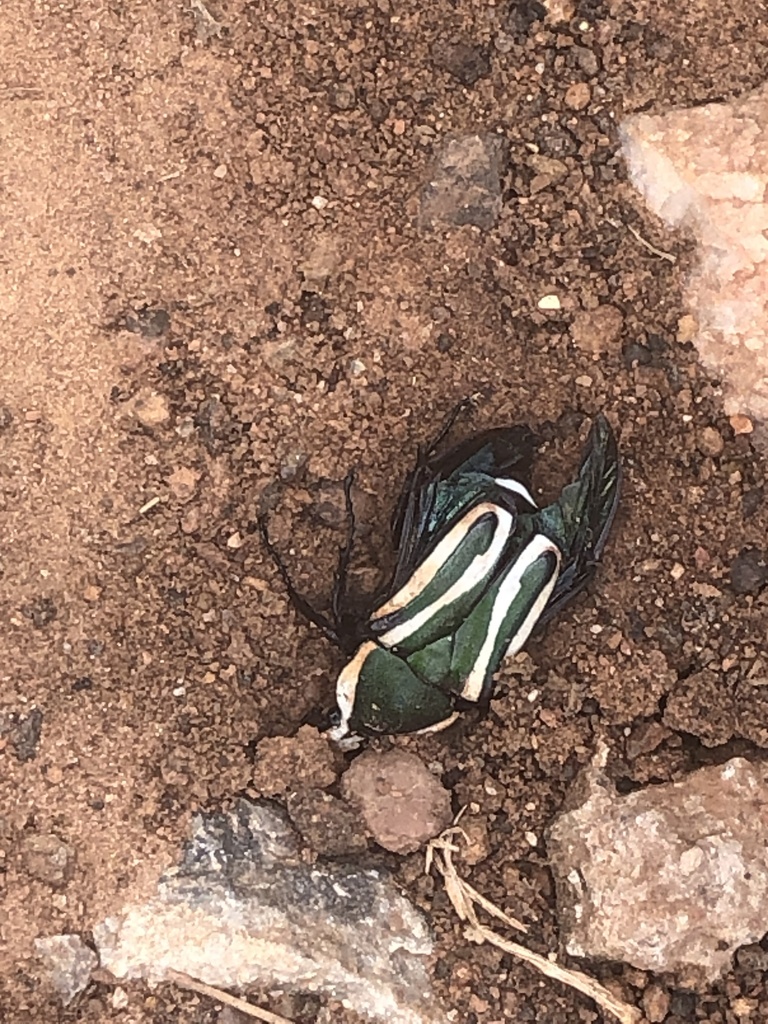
[94,800,440,1024]
[34,933,98,1005]
[419,134,507,232]
[549,748,768,983]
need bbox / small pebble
[22,833,74,886]
[670,562,685,581]
[698,426,724,456]
[311,195,329,210]
[131,390,170,429]
[730,413,753,435]
[537,293,561,310]
[564,82,591,110]
[730,548,768,595]
[213,163,228,179]
[342,749,452,854]
[167,467,200,502]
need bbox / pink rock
[549,749,768,983]
[342,750,452,854]
[621,85,768,429]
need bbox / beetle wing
[534,414,621,624]
[390,426,537,591]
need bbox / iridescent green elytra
[260,410,620,743]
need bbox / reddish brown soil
[2,1,768,1021]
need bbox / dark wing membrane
[390,426,537,592]
[534,413,621,624]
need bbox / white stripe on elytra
[328,640,377,741]
[494,477,537,508]
[461,533,560,703]
[372,500,513,620]
[376,503,515,648]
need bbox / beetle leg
[423,395,474,459]
[258,514,342,647]
[331,469,356,629]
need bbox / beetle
[260,406,620,744]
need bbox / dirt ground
[2,0,768,1021]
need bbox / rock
[22,596,57,629]
[697,426,724,456]
[549,748,768,983]
[22,833,75,887]
[621,84,768,423]
[167,467,200,502]
[250,725,339,797]
[131,389,170,429]
[432,42,490,87]
[11,706,44,762]
[124,307,170,339]
[34,934,98,1005]
[342,750,452,854]
[570,305,624,354]
[641,983,670,1023]
[730,413,754,435]
[94,801,440,1024]
[328,82,356,110]
[419,134,507,232]
[729,547,768,594]
[286,788,369,856]
[0,403,14,432]
[564,82,591,111]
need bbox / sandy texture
[2,1,768,1022]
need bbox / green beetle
[260,408,620,744]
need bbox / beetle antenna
[258,513,342,647]
[331,469,356,628]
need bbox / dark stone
[436,333,454,353]
[742,487,764,519]
[419,133,508,232]
[13,707,44,762]
[668,990,697,1018]
[505,0,547,39]
[622,341,653,368]
[735,942,768,972]
[72,676,94,692]
[730,548,768,595]
[0,404,13,432]
[22,596,57,628]
[124,307,171,339]
[432,42,491,87]
[366,96,389,125]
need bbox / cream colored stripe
[374,501,509,620]
[461,534,560,703]
[376,504,515,648]
[330,640,377,740]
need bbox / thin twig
[427,830,643,1024]
[607,216,676,264]
[167,969,294,1024]
[624,222,677,263]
